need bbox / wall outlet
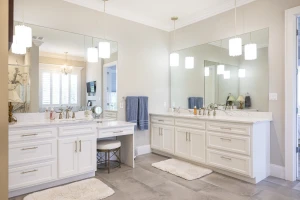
[269,93,278,101]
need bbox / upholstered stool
[97,140,121,173]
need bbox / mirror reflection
[171,28,269,111]
[8,22,118,117]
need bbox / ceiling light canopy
[170,17,179,67]
[185,57,194,69]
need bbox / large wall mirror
[171,28,269,112]
[8,22,118,116]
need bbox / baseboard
[135,145,151,156]
[270,164,285,179]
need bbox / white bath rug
[152,159,212,181]
[24,178,115,200]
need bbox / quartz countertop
[97,121,136,129]
[150,112,272,124]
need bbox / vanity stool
[97,140,121,173]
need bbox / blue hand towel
[126,96,139,128]
[188,97,203,109]
[138,96,149,131]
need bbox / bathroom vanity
[150,111,272,184]
[8,118,135,197]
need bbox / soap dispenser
[193,106,197,115]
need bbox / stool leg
[119,147,121,168]
[105,151,108,167]
[108,150,110,174]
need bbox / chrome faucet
[173,106,181,113]
[65,106,73,119]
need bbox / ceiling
[64,0,257,32]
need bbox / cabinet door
[189,129,206,164]
[161,125,175,154]
[151,124,162,150]
[78,135,96,173]
[58,137,78,178]
[174,128,190,158]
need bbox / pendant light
[238,69,246,78]
[15,0,32,48]
[224,71,231,79]
[87,37,99,63]
[170,17,179,67]
[229,0,242,57]
[99,0,111,59]
[244,32,257,60]
[217,40,225,74]
[11,35,26,55]
[205,67,210,77]
[61,52,73,75]
[185,57,194,69]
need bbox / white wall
[171,0,300,167]
[14,0,170,148]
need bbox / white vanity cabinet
[150,114,271,184]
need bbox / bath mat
[152,159,212,181]
[24,178,115,200]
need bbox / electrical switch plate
[269,93,278,101]
[120,102,124,109]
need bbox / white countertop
[150,112,272,124]
[97,121,136,129]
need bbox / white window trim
[39,63,83,108]
[285,6,300,181]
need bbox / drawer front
[9,128,57,143]
[151,116,174,125]
[207,132,250,155]
[98,127,134,138]
[207,149,251,177]
[59,125,95,137]
[175,118,205,130]
[207,122,251,136]
[9,161,57,190]
[104,112,117,118]
[9,140,57,166]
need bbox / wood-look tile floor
[10,153,300,200]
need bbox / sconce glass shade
[238,69,246,78]
[224,71,231,79]
[11,35,26,55]
[217,64,225,75]
[244,43,257,60]
[229,37,242,56]
[87,47,99,63]
[15,25,32,48]
[99,42,111,58]
[236,95,245,102]
[205,67,209,76]
[170,53,179,67]
[185,57,194,69]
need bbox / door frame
[102,61,118,111]
[285,6,300,181]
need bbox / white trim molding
[270,164,286,179]
[285,6,300,182]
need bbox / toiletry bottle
[50,108,55,120]
[193,106,197,115]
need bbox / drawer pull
[79,140,82,152]
[113,131,124,134]
[21,133,38,137]
[21,147,38,151]
[75,141,77,152]
[21,169,38,174]
[158,120,164,122]
[220,127,232,130]
[220,138,232,141]
[221,156,232,161]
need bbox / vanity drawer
[59,125,95,137]
[206,122,250,136]
[207,132,250,155]
[9,139,57,166]
[103,111,117,119]
[9,161,57,190]
[151,116,174,125]
[175,118,205,130]
[98,127,134,138]
[207,149,251,177]
[9,128,57,143]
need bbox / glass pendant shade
[170,53,179,67]
[15,25,32,48]
[87,47,99,63]
[11,35,26,55]
[229,37,242,56]
[217,64,225,75]
[224,71,231,79]
[238,69,246,78]
[185,57,194,69]
[98,42,111,58]
[205,67,210,77]
[244,43,257,60]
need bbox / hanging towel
[188,97,203,109]
[245,96,251,108]
[138,96,149,131]
[126,96,139,128]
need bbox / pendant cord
[173,20,176,51]
[103,1,106,40]
[22,0,25,25]
[234,0,237,36]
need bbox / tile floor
[10,153,300,200]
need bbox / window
[40,66,81,107]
